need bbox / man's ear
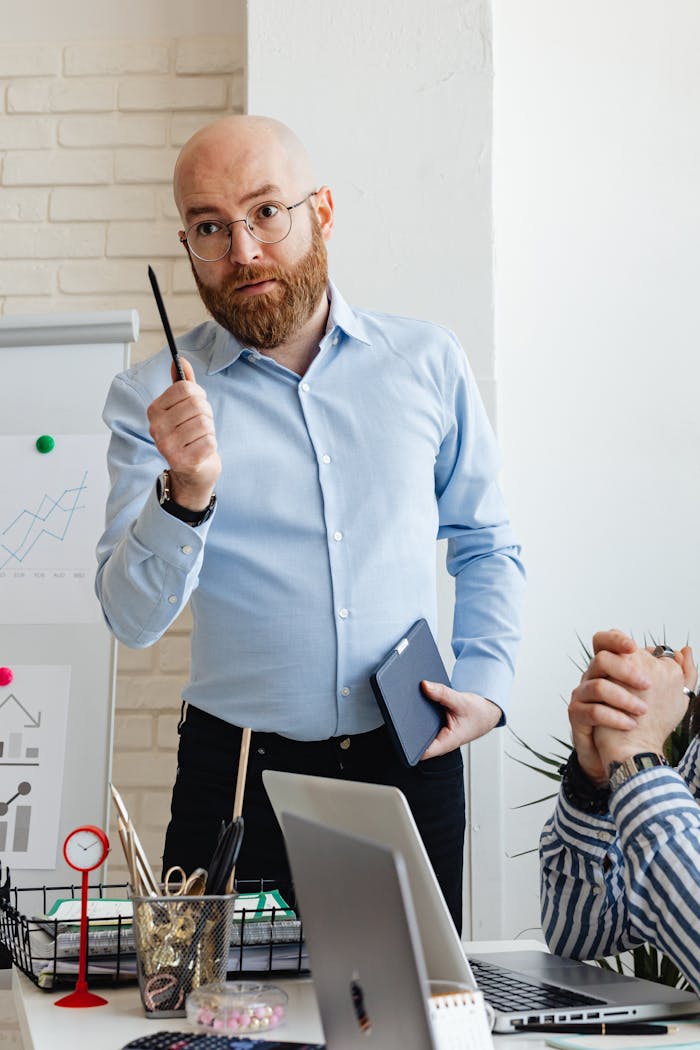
[313,185,334,241]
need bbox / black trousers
[162,705,466,932]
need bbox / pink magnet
[0,668,13,687]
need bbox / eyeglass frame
[179,190,319,261]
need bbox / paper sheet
[0,434,109,624]
[0,665,70,868]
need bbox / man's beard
[191,219,328,350]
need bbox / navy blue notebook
[369,619,448,766]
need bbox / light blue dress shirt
[96,283,525,740]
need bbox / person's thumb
[171,355,194,383]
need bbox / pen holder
[132,893,237,1018]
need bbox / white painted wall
[494,0,700,938]
[246,0,494,394]
[247,0,499,937]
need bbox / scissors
[163,865,208,897]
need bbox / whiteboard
[0,311,137,888]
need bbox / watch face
[63,826,109,872]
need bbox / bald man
[96,116,525,930]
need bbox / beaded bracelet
[559,750,610,814]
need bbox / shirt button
[181,544,192,555]
[339,737,351,750]
[333,531,343,542]
[167,595,178,604]
[322,454,331,465]
[597,831,608,841]
[339,607,349,619]
[332,336,339,347]
[300,382,310,392]
[341,687,351,697]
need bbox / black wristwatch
[157,470,216,526]
[559,750,611,814]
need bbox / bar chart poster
[0,434,109,624]
[0,665,70,869]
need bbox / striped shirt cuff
[547,788,616,862]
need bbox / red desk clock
[55,825,110,1008]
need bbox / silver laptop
[264,770,700,1032]
[283,811,438,1049]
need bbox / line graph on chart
[1,471,88,571]
[0,435,109,624]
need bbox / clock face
[63,826,109,873]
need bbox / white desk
[9,941,571,1050]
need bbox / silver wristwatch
[157,469,216,526]
[158,468,172,505]
[608,751,668,792]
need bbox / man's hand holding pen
[147,356,221,512]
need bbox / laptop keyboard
[468,958,607,1013]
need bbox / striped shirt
[540,736,700,992]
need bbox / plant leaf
[507,732,565,767]
[506,758,563,782]
[511,792,558,809]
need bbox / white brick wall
[107,608,193,886]
[0,34,245,892]
[0,34,243,337]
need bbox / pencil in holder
[132,893,237,1018]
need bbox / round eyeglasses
[180,191,318,261]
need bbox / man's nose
[227,220,262,265]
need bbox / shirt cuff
[550,787,617,863]
[450,654,514,723]
[132,484,215,569]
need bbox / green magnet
[35,435,55,454]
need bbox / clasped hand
[569,629,696,785]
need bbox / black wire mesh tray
[0,879,308,991]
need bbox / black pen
[147,265,186,381]
[513,1022,675,1035]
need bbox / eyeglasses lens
[186,201,292,260]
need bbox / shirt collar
[205,280,371,375]
[325,280,372,347]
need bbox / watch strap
[157,470,216,526]
[608,751,669,793]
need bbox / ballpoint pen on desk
[147,265,186,381]
[514,1022,677,1035]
